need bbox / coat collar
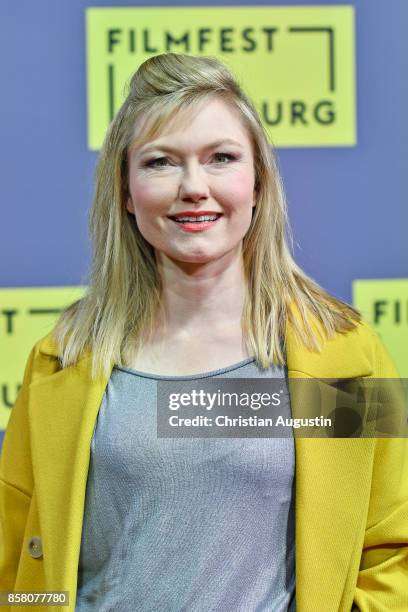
[29,318,374,611]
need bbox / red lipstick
[167,210,223,232]
[169,210,222,218]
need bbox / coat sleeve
[353,326,408,611]
[0,346,36,591]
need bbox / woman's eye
[213,152,236,163]
[144,152,236,168]
[145,157,170,168]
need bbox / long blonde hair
[54,52,360,378]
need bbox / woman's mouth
[167,213,223,232]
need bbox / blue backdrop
[0,1,407,447]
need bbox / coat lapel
[286,323,375,611]
[29,323,375,611]
[29,353,111,598]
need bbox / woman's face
[126,97,257,266]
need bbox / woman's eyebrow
[138,138,244,156]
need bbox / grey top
[76,357,296,612]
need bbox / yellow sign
[353,279,408,377]
[86,6,356,150]
[0,287,85,430]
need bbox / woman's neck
[155,251,247,339]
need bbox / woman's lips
[168,215,222,232]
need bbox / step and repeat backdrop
[1,2,407,446]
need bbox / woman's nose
[178,162,210,201]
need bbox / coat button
[27,536,43,559]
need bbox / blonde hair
[54,52,360,378]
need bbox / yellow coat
[1,318,408,611]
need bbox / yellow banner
[0,287,85,430]
[86,5,356,150]
[353,279,408,376]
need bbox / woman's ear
[252,182,258,207]
[126,197,134,214]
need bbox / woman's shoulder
[328,318,397,377]
[350,319,399,377]
[21,326,91,385]
[33,331,59,357]
[17,332,61,386]
[286,304,399,378]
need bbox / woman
[0,53,407,611]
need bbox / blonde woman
[1,53,407,612]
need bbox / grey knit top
[75,357,296,611]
